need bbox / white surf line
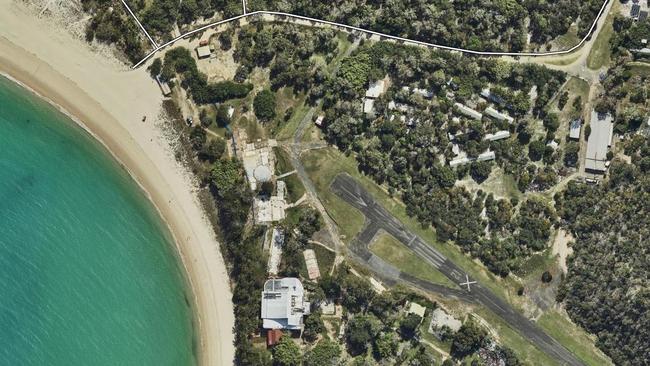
[120,0,159,48]
[132,0,610,68]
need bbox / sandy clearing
[552,229,575,274]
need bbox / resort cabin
[477,150,496,162]
[484,130,510,141]
[261,278,311,330]
[484,107,514,123]
[363,98,376,116]
[449,156,471,167]
[402,86,434,99]
[454,102,483,120]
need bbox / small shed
[196,45,211,59]
[315,115,325,127]
[569,119,582,140]
[407,302,426,320]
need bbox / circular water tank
[253,165,272,182]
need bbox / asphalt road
[331,173,584,366]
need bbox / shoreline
[0,3,235,366]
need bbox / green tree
[199,138,226,163]
[564,141,579,167]
[216,104,231,127]
[254,89,277,121]
[148,58,162,78]
[399,313,422,339]
[303,312,324,343]
[450,320,487,358]
[272,336,302,366]
[528,140,545,161]
[558,91,569,110]
[374,332,398,359]
[470,161,492,183]
[346,315,380,355]
[210,158,245,197]
[304,339,341,366]
[342,275,375,313]
[189,126,206,150]
[259,181,275,196]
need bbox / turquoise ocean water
[0,76,195,365]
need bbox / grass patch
[552,24,581,51]
[624,61,650,76]
[513,250,555,280]
[537,310,613,366]
[370,232,456,287]
[301,148,365,241]
[237,115,265,140]
[587,1,619,69]
[543,55,581,66]
[326,33,353,75]
[301,121,325,144]
[310,243,336,275]
[274,147,305,203]
[273,102,310,141]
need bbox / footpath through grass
[370,232,456,287]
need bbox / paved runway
[331,173,583,366]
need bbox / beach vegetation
[82,1,144,63]
[160,47,252,104]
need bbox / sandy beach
[0,2,235,365]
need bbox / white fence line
[129,0,611,68]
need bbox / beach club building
[261,278,310,330]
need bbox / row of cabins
[453,102,514,123]
[449,150,496,168]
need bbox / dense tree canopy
[556,154,650,365]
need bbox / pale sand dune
[0,3,235,365]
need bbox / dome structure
[253,165,272,182]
